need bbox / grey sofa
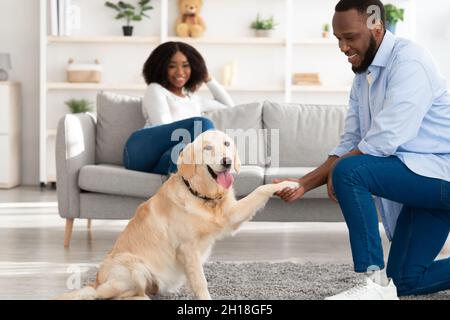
[56,91,348,247]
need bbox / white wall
[0,0,40,186]
[415,0,450,82]
[1,0,450,186]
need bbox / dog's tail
[53,283,98,300]
[53,260,153,300]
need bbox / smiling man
[275,0,450,299]
[335,5,380,73]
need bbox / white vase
[255,29,273,38]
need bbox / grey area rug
[83,262,450,300]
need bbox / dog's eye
[224,141,230,147]
[204,145,213,151]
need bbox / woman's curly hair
[142,41,208,92]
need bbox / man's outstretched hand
[273,178,305,202]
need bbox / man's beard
[352,35,378,74]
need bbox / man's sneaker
[325,277,399,300]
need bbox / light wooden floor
[0,187,448,300]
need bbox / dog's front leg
[177,245,211,300]
[226,181,299,228]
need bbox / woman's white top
[142,78,234,127]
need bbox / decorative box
[67,59,102,83]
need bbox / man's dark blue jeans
[332,154,450,296]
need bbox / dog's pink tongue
[217,171,234,189]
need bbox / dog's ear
[177,144,196,179]
[233,147,241,174]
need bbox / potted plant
[105,0,153,36]
[250,14,278,37]
[384,3,404,34]
[322,23,330,38]
[65,99,93,114]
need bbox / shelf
[224,86,284,92]
[47,82,351,93]
[0,81,20,86]
[47,82,147,91]
[291,85,350,93]
[46,36,288,46]
[46,36,338,46]
[293,38,337,45]
[47,36,160,44]
[166,36,286,46]
[47,82,285,93]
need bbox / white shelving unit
[48,35,160,44]
[47,82,286,92]
[39,0,415,186]
[0,82,21,189]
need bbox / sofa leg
[64,218,74,248]
[87,219,92,230]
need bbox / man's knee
[332,156,360,186]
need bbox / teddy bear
[175,0,206,38]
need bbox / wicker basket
[66,59,102,83]
[292,73,322,86]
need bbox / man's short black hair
[142,41,207,92]
[335,0,386,28]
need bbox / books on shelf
[49,0,58,36]
[50,0,78,36]
[60,0,66,35]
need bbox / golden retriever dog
[56,130,298,300]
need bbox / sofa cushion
[263,101,347,167]
[79,164,163,199]
[96,91,145,165]
[203,102,267,166]
[79,164,263,199]
[264,167,328,199]
[80,193,144,220]
[232,165,265,197]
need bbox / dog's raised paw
[278,181,300,190]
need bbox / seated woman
[123,41,234,175]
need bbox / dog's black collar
[182,177,222,202]
[207,165,217,180]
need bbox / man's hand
[273,178,305,202]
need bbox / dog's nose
[220,157,232,168]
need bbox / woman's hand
[205,74,212,82]
[273,178,305,203]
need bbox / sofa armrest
[56,113,96,219]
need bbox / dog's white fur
[55,130,298,300]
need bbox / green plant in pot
[250,14,278,37]
[384,3,404,34]
[65,99,93,114]
[322,23,330,38]
[105,0,153,36]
